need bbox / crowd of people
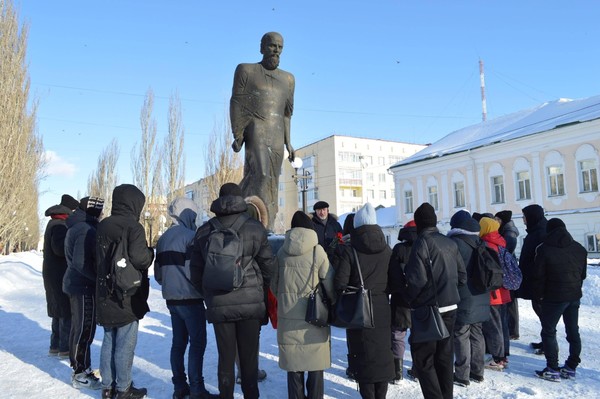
[41,182,588,399]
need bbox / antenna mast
[479,59,487,122]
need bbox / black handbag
[409,239,450,343]
[305,249,331,327]
[331,248,375,329]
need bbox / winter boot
[116,383,147,399]
[390,358,403,384]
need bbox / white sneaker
[72,369,102,390]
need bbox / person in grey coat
[155,197,219,399]
[446,210,491,386]
[272,211,335,399]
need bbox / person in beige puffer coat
[272,211,336,399]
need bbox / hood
[168,197,199,230]
[522,204,546,229]
[544,226,574,248]
[111,184,146,219]
[397,225,418,243]
[210,195,248,216]
[281,227,318,257]
[66,208,90,228]
[45,203,72,217]
[352,224,388,254]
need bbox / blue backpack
[498,246,522,290]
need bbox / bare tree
[163,91,186,205]
[130,88,158,204]
[202,110,243,214]
[0,0,44,253]
[87,139,119,216]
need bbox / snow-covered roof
[391,95,600,168]
[338,205,398,229]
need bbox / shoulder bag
[305,248,331,327]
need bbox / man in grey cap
[311,201,342,257]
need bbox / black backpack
[465,239,504,294]
[101,228,142,301]
[202,214,249,293]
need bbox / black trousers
[287,371,324,399]
[358,381,388,399]
[69,294,97,373]
[507,292,519,337]
[213,319,261,399]
[410,310,456,399]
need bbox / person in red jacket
[479,217,511,371]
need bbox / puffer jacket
[334,224,395,384]
[190,194,274,324]
[404,227,467,309]
[447,230,491,326]
[63,208,99,296]
[95,184,154,328]
[43,204,72,318]
[499,220,519,254]
[155,198,203,303]
[481,231,511,305]
[532,226,587,302]
[517,206,547,299]
[272,227,334,372]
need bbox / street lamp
[291,157,311,214]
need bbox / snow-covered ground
[1,251,599,399]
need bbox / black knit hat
[450,210,480,233]
[219,182,242,197]
[79,196,104,218]
[495,210,512,225]
[414,202,437,233]
[343,213,355,236]
[291,211,314,230]
[546,218,566,233]
[60,194,79,211]
[313,201,329,211]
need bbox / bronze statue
[230,31,295,231]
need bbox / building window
[516,171,531,200]
[185,190,194,200]
[579,160,599,193]
[454,181,465,208]
[547,165,565,196]
[352,189,359,197]
[378,156,385,166]
[586,233,599,252]
[338,151,361,163]
[404,190,413,214]
[367,172,374,182]
[391,189,395,199]
[379,190,387,199]
[379,173,386,183]
[428,186,439,210]
[491,176,505,204]
[367,189,375,200]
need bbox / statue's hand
[232,137,243,152]
[286,144,295,161]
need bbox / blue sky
[16,1,600,218]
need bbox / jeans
[453,322,485,380]
[100,321,139,392]
[507,293,519,337]
[167,301,208,395]
[541,300,582,370]
[51,316,71,352]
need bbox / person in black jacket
[333,202,394,399]
[95,184,154,399]
[43,194,79,358]
[190,183,274,399]
[495,210,521,340]
[311,201,342,259]
[446,210,490,387]
[532,218,587,381]
[387,220,416,383]
[404,203,466,399]
[518,204,547,351]
[63,196,104,390]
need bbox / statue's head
[260,32,283,70]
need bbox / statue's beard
[262,55,280,70]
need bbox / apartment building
[389,96,600,256]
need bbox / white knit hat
[354,202,377,228]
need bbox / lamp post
[291,157,311,214]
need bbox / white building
[389,96,600,257]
